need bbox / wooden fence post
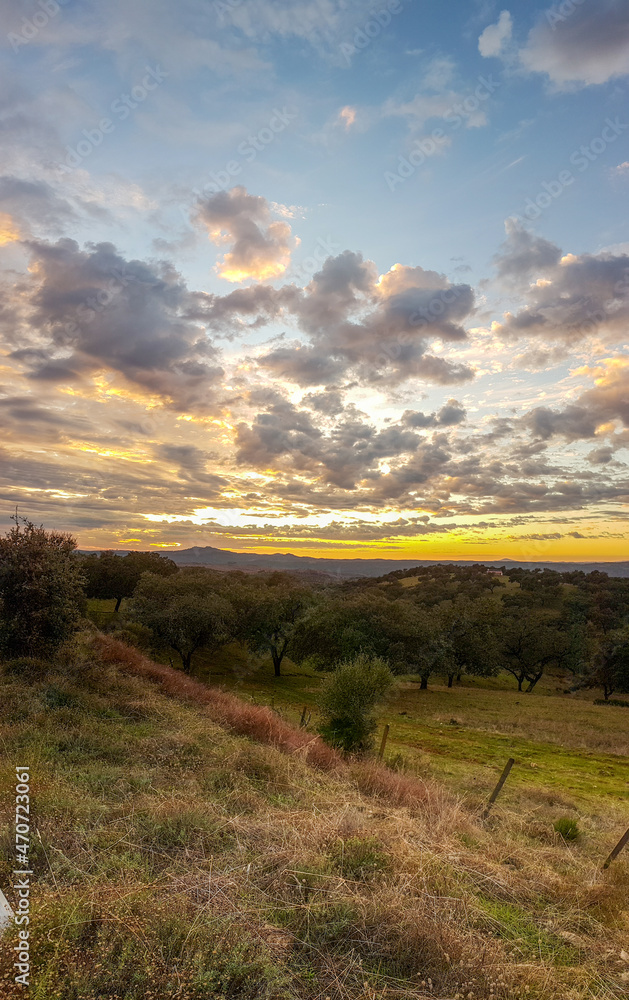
[482,758,515,819]
[603,827,629,870]
[378,724,390,760]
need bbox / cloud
[0,176,79,235]
[6,238,224,410]
[493,218,562,287]
[478,10,513,58]
[519,0,629,88]
[217,0,372,49]
[0,211,20,245]
[402,400,467,428]
[492,230,629,344]
[337,105,357,129]
[255,254,476,388]
[195,187,297,283]
[523,359,629,443]
[382,56,492,132]
[523,405,599,442]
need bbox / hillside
[168,548,629,579]
[1,635,629,999]
[77,545,629,578]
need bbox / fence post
[482,758,515,819]
[603,827,629,869]
[299,706,308,728]
[378,724,390,760]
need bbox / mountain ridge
[164,545,629,578]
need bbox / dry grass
[0,634,628,999]
[93,635,452,820]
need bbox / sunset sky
[1,0,628,560]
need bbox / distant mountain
[168,546,629,579]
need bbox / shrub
[554,817,579,842]
[318,653,395,755]
[0,515,85,660]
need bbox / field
[2,605,625,999]
[90,596,629,841]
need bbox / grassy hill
[1,633,629,999]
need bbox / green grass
[87,596,629,819]
[197,653,629,816]
[40,614,629,998]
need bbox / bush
[554,817,579,842]
[0,515,85,659]
[318,653,395,755]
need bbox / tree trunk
[271,647,282,677]
[114,595,123,613]
[517,677,524,692]
[456,673,462,683]
[182,651,193,673]
[447,674,454,688]
[526,670,544,693]
[420,675,428,690]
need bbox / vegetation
[3,516,629,996]
[81,552,629,704]
[0,514,85,659]
[229,572,313,676]
[128,570,234,673]
[82,549,178,611]
[317,653,395,753]
[1,637,628,999]
[553,817,580,842]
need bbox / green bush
[318,653,395,755]
[553,817,579,842]
[0,516,85,659]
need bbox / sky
[1,0,629,561]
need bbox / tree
[317,653,395,754]
[436,598,501,687]
[499,608,567,692]
[584,628,629,700]
[231,573,312,676]
[555,593,596,678]
[128,570,234,673]
[292,591,435,676]
[0,514,86,659]
[82,550,178,612]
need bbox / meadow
[10,600,618,998]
